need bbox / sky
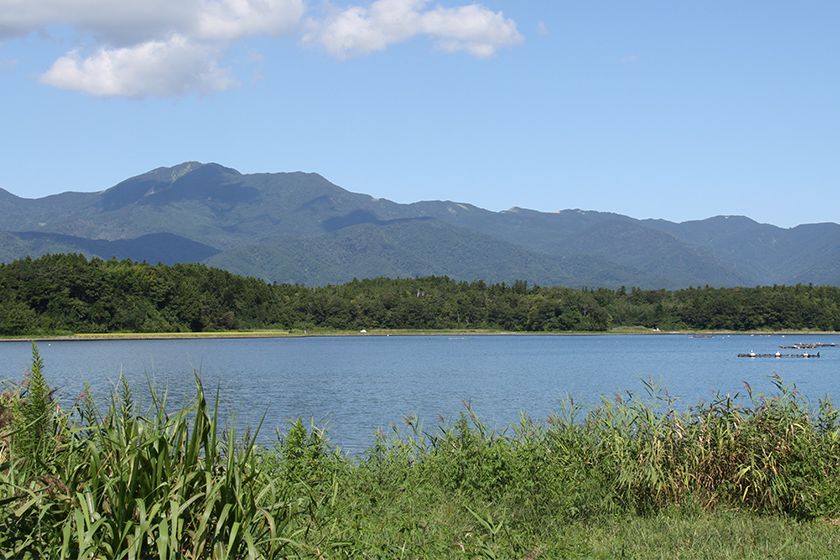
[0,1,838,228]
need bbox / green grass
[555,513,840,559]
[1,347,838,558]
[319,508,840,559]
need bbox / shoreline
[2,327,840,342]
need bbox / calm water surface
[2,334,839,452]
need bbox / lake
[2,334,839,452]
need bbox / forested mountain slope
[1,162,837,288]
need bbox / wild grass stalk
[1,349,838,558]
[1,348,304,558]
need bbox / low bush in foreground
[1,346,838,558]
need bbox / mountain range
[1,162,838,288]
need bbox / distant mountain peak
[168,161,204,181]
[709,214,754,223]
[676,215,761,230]
[144,161,242,184]
[100,161,251,211]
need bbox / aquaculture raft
[779,343,837,349]
[737,352,821,359]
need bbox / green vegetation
[2,254,840,337]
[8,345,54,467]
[1,349,838,558]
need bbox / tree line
[1,254,839,335]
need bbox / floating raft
[738,352,821,359]
[779,343,837,349]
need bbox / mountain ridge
[1,162,837,288]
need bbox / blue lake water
[2,334,839,452]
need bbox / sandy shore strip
[2,327,839,342]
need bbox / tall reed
[1,350,838,558]
[1,349,303,558]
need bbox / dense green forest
[1,254,840,335]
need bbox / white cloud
[1,0,522,96]
[196,0,305,41]
[306,0,522,59]
[1,0,304,96]
[40,36,235,97]
[0,1,196,43]
[0,0,304,43]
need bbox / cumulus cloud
[0,0,304,43]
[40,36,235,97]
[196,0,305,40]
[1,0,522,96]
[0,1,197,44]
[1,0,304,96]
[306,0,522,59]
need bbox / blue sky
[1,1,838,227]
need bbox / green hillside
[1,162,839,288]
[2,254,840,336]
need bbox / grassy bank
[2,325,839,342]
[1,347,838,558]
[0,327,515,342]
